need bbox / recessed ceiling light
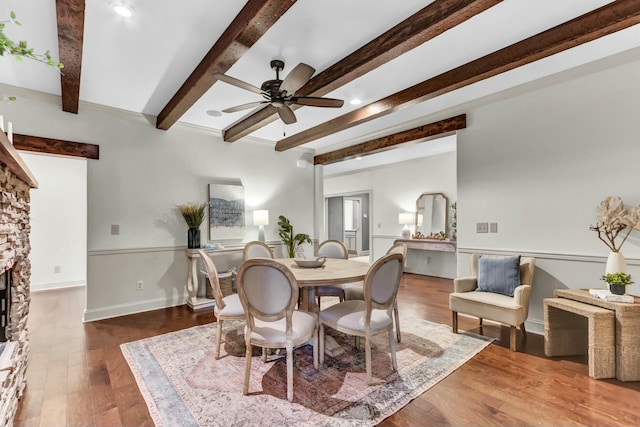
[206,110,222,117]
[350,99,362,105]
[113,4,135,18]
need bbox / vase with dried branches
[177,202,208,249]
[589,196,640,275]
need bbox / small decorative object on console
[412,231,446,240]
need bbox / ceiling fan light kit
[213,60,344,125]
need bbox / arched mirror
[415,192,449,239]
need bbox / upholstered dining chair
[237,258,319,402]
[319,252,404,385]
[243,240,274,261]
[344,242,407,342]
[315,239,349,308]
[198,249,245,359]
[449,254,536,351]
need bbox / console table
[394,238,456,252]
[550,289,640,381]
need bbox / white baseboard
[31,280,85,292]
[83,296,187,322]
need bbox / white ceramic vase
[605,251,627,275]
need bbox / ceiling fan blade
[291,96,344,108]
[222,101,267,113]
[279,63,315,96]
[213,73,265,95]
[277,104,297,124]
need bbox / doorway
[325,192,370,256]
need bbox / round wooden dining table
[275,257,370,312]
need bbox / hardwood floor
[15,274,640,426]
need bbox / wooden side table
[553,289,640,382]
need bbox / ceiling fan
[213,60,344,125]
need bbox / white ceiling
[0,0,638,170]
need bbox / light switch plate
[490,222,498,233]
[477,222,489,233]
[111,224,120,235]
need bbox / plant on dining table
[277,215,311,258]
[589,196,640,252]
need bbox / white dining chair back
[237,258,319,402]
[198,249,246,359]
[386,242,407,259]
[314,240,349,307]
[243,241,274,261]
[344,242,407,342]
[316,239,348,259]
[319,252,404,385]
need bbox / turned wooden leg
[479,318,483,327]
[452,311,458,333]
[215,320,223,359]
[509,325,517,351]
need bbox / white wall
[2,88,316,321]
[20,153,87,290]
[325,149,457,277]
[457,59,640,333]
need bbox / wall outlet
[426,256,431,264]
[136,280,143,290]
[53,266,61,274]
[111,224,120,235]
[476,222,489,233]
[490,222,498,233]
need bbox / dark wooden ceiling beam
[155,0,297,131]
[55,0,85,114]
[276,0,640,151]
[223,0,501,142]
[314,114,466,165]
[13,134,99,159]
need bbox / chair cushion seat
[247,311,318,347]
[216,293,244,318]
[449,291,525,326]
[320,300,392,334]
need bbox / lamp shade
[253,210,269,226]
[398,212,413,225]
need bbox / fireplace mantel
[0,131,38,189]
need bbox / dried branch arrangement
[589,196,640,252]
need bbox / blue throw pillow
[476,255,521,297]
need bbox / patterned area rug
[121,317,492,427]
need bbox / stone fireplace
[0,130,36,426]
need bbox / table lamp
[253,210,269,242]
[398,212,413,239]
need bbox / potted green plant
[177,202,207,248]
[277,215,311,258]
[601,272,633,296]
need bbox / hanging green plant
[1,11,63,69]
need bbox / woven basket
[205,269,235,298]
